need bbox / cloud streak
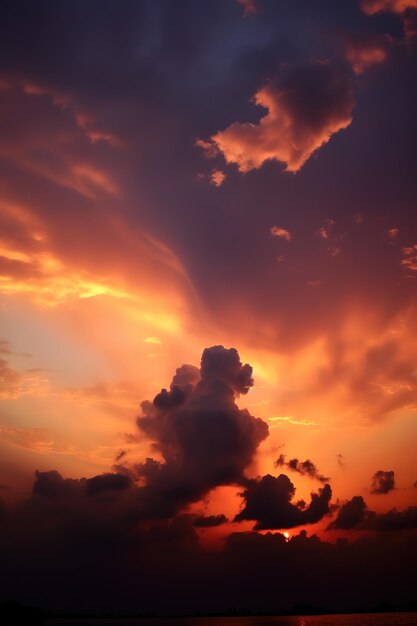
[275,454,330,483]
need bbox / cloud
[195,138,218,159]
[114,449,128,463]
[328,495,417,531]
[275,454,330,483]
[270,226,292,241]
[134,346,268,518]
[268,416,318,427]
[2,481,417,614]
[33,470,83,499]
[370,470,395,494]
[361,0,417,39]
[210,170,226,187]
[361,0,417,15]
[238,0,258,16]
[0,426,74,456]
[337,453,346,469]
[0,339,49,399]
[327,495,370,529]
[211,62,354,173]
[310,331,417,422]
[0,77,194,335]
[193,514,228,528]
[235,473,332,529]
[144,336,162,345]
[0,344,415,613]
[401,244,417,272]
[344,35,391,74]
[403,9,417,38]
[374,506,417,530]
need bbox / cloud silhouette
[193,514,228,528]
[328,495,417,531]
[327,495,371,530]
[235,473,332,529]
[275,454,330,483]
[370,470,395,494]
[134,346,268,518]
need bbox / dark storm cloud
[193,513,228,528]
[33,470,132,499]
[328,495,417,531]
[327,495,371,529]
[2,493,416,615]
[370,469,395,494]
[375,506,417,530]
[235,473,332,530]
[135,345,268,518]
[28,346,268,523]
[86,473,132,496]
[275,454,330,483]
[33,470,83,499]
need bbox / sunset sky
[1,0,417,615]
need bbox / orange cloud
[345,36,391,74]
[401,244,417,272]
[0,424,74,455]
[270,226,292,241]
[195,138,218,158]
[361,0,417,39]
[211,63,354,173]
[0,357,49,399]
[210,169,226,187]
[0,78,196,333]
[361,0,417,14]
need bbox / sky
[0,0,417,615]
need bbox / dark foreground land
[2,602,417,626]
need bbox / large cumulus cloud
[134,345,268,518]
